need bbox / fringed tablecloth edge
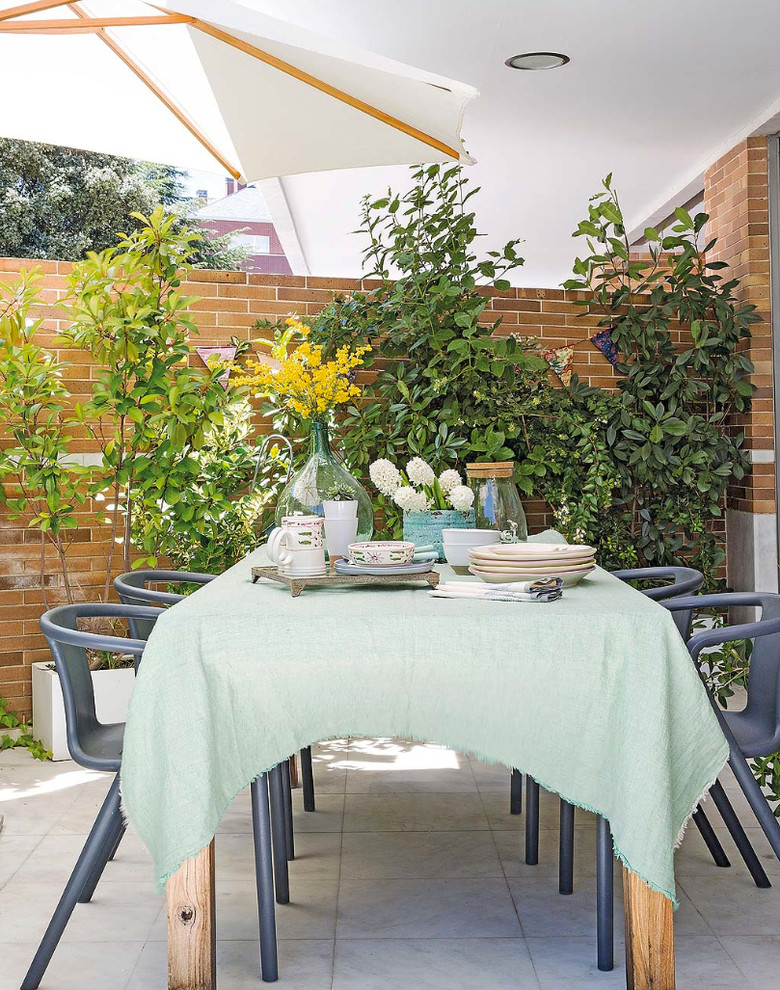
[122,732,730,905]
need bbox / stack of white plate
[468,542,596,587]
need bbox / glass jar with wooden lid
[465,461,528,542]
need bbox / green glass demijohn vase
[275,421,374,552]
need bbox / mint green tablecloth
[121,532,728,904]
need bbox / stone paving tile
[2,741,778,989]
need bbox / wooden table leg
[623,867,675,989]
[167,840,216,990]
[289,752,299,788]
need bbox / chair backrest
[114,569,217,606]
[114,570,216,639]
[611,566,704,600]
[611,566,704,636]
[39,603,164,770]
[664,592,780,756]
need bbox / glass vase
[275,421,373,553]
[466,462,528,542]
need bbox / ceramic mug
[268,520,327,576]
[279,546,327,577]
[278,514,324,549]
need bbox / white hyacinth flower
[406,456,436,487]
[392,486,430,512]
[369,458,402,496]
[448,485,475,511]
[438,468,462,493]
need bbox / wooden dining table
[120,538,729,990]
[164,809,674,990]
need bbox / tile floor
[2,737,780,989]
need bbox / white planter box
[32,662,136,762]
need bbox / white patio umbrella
[0,0,477,181]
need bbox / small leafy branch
[0,697,51,761]
[0,271,90,604]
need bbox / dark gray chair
[520,565,706,972]
[115,569,317,852]
[609,567,760,879]
[558,579,777,975]
[113,568,217,639]
[554,566,720,885]
[663,592,780,871]
[21,603,279,988]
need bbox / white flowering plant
[368,456,474,514]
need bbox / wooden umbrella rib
[0,1,461,164]
[65,2,242,179]
[0,0,74,21]
[187,17,461,161]
[0,15,195,31]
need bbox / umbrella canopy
[0,0,477,180]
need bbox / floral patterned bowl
[348,540,415,566]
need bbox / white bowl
[442,543,475,568]
[441,528,500,547]
[348,540,415,565]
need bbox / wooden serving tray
[251,563,440,598]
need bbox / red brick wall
[0,261,626,713]
[704,137,774,514]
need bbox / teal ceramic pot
[403,509,475,561]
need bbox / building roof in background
[194,186,274,222]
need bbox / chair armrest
[40,604,166,656]
[114,570,216,606]
[687,615,780,662]
[663,593,767,612]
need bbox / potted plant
[369,456,475,560]
[32,652,136,761]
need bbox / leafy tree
[562,174,758,577]
[0,138,245,269]
[62,207,242,590]
[311,163,546,536]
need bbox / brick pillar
[704,137,777,592]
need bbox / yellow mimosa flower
[236,316,369,420]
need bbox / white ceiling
[244,0,780,287]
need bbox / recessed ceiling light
[505,52,570,71]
